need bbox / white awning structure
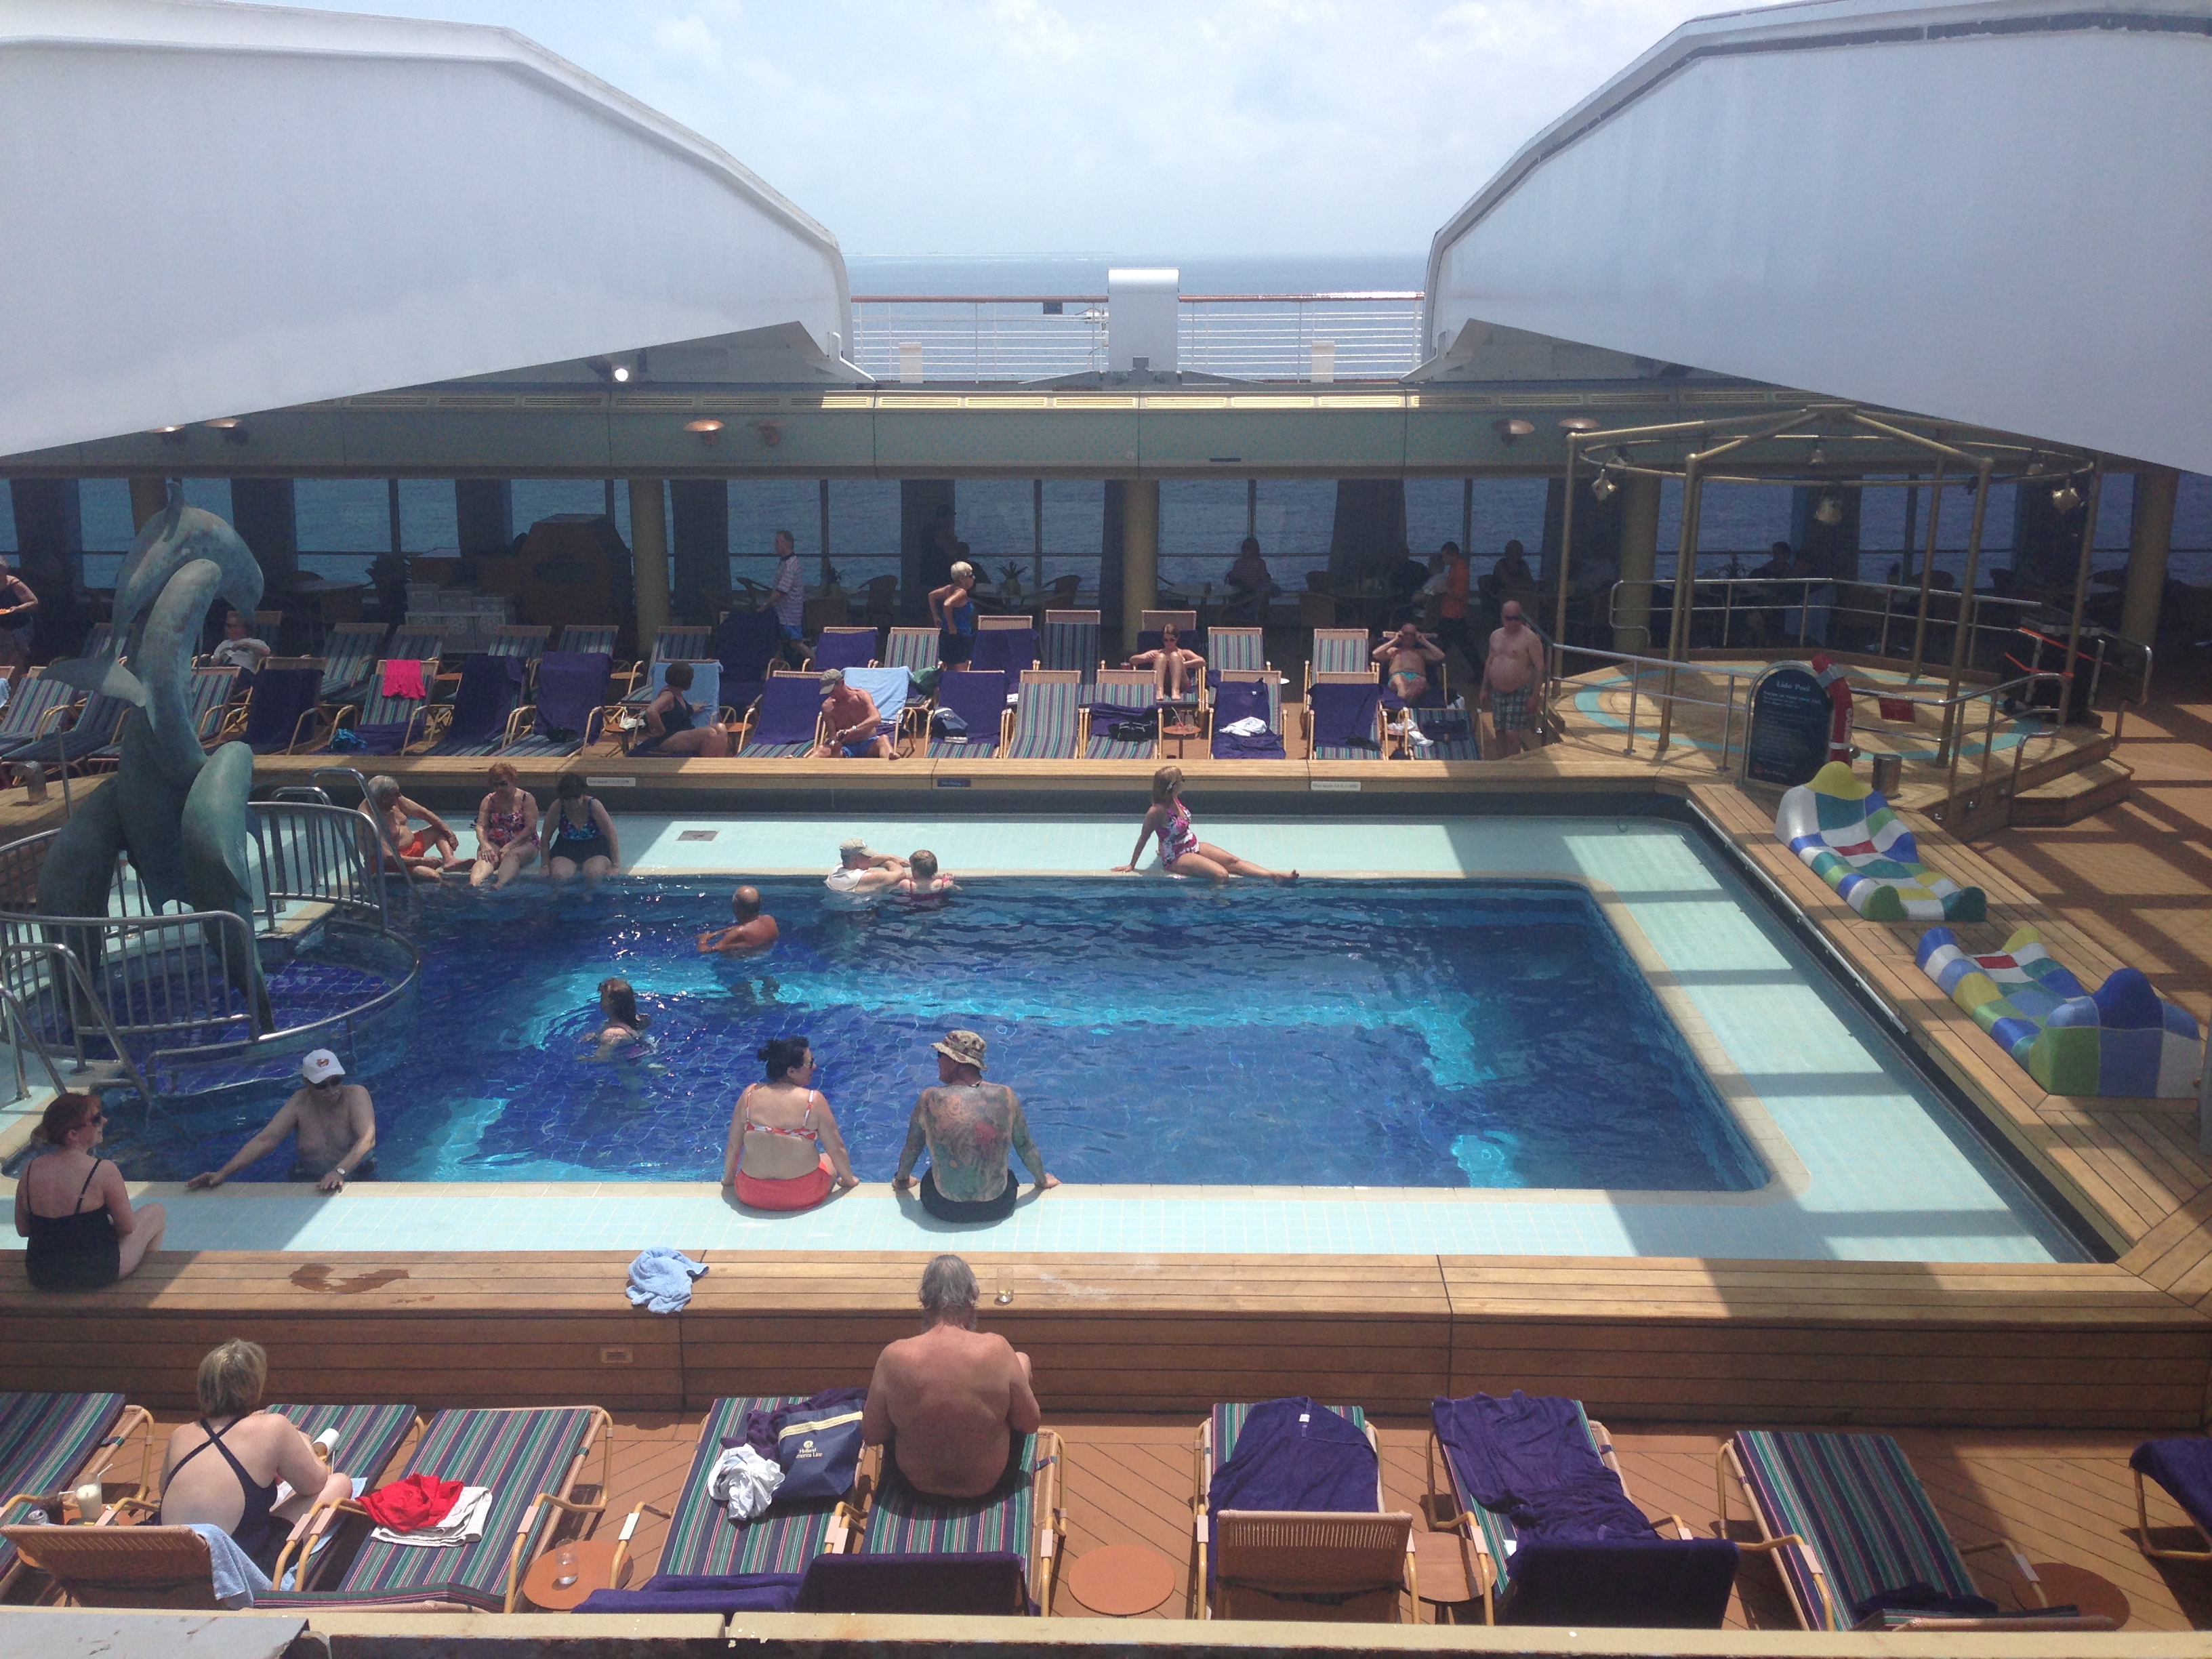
[1425,0,2212,475]
[0,0,855,458]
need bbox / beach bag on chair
[775,1405,865,1500]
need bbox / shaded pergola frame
[1552,401,2106,754]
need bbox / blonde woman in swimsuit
[468,760,540,888]
[1114,764,1296,884]
[724,1036,860,1211]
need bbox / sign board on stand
[1744,663,1831,787]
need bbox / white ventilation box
[1107,268,1179,373]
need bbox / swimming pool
[100,876,1770,1190]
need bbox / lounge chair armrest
[271,1495,369,1586]
[1957,1536,2045,1606]
[608,1501,668,1584]
[111,1494,159,1519]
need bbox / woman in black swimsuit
[159,1340,352,1569]
[539,771,621,889]
[12,1092,164,1290]
[632,660,734,758]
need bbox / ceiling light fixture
[1590,468,1618,503]
[612,365,631,383]
[686,418,724,441]
[1814,493,1843,527]
[1493,417,1535,443]
[153,425,186,446]
[204,417,247,445]
[2050,480,2082,514]
[1808,445,1828,466]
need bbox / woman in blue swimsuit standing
[1114,765,1296,884]
[928,559,979,666]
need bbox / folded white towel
[371,1484,491,1549]
[708,1445,784,1522]
[1220,716,1267,737]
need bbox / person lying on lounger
[697,885,779,955]
[862,1253,1041,1500]
[187,1049,376,1192]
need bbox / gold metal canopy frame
[1549,401,2105,758]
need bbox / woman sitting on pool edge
[724,1036,860,1210]
[1115,764,1296,884]
[468,761,540,888]
[541,772,621,888]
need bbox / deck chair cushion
[1776,762,1986,922]
[970,628,1038,679]
[2133,1439,2212,1533]
[797,1551,1027,1615]
[242,667,323,753]
[812,631,876,672]
[1502,1536,1738,1628]
[0,1392,128,1582]
[578,1571,806,1615]
[1208,1399,1373,1551]
[1309,682,1384,758]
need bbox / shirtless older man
[811,668,895,760]
[697,885,778,955]
[892,1029,1058,1223]
[186,1049,376,1192]
[1372,619,1445,705]
[1480,600,1548,756]
[862,1254,1041,1499]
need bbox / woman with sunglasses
[13,1092,165,1290]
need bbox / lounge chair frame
[1193,1408,1412,1622]
[0,1401,155,1587]
[2133,1462,2212,1562]
[851,1429,1063,1616]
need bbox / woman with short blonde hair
[468,760,540,888]
[159,1340,352,1568]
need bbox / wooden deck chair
[1084,668,1160,760]
[1042,609,1099,673]
[0,674,81,759]
[5,689,127,776]
[1306,680,1387,760]
[730,674,826,758]
[1306,628,1375,693]
[0,1392,150,1597]
[1141,609,1197,637]
[812,627,879,672]
[650,623,714,667]
[1723,1431,2111,1633]
[2131,1439,2212,1563]
[1195,1401,1412,1622]
[926,669,1011,757]
[489,625,550,665]
[1003,670,1080,759]
[262,1406,611,1614]
[320,660,438,754]
[976,613,1031,629]
[1209,670,1286,760]
[253,610,285,650]
[853,1430,1062,1615]
[501,651,613,760]
[77,623,114,662]
[89,666,238,769]
[883,626,939,674]
[557,623,634,695]
[1,1525,238,1609]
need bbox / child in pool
[895,850,959,899]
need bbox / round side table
[1064,1544,1177,1616]
[1413,1528,1477,1620]
[522,1536,628,1612]
[2028,1562,2130,1629]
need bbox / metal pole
[819,477,833,590]
[1655,456,1705,756]
[1033,478,1046,598]
[1460,476,1473,569]
[1908,462,1946,679]
[2060,462,2105,720]
[1553,436,1579,685]
[1940,459,1995,763]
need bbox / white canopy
[1425,0,2212,474]
[0,0,853,457]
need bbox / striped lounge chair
[502,651,612,759]
[488,624,550,664]
[1196,1399,1411,1622]
[1206,625,1268,679]
[317,661,436,755]
[426,655,531,756]
[86,665,238,768]
[856,1429,1062,1615]
[1003,671,1080,759]
[0,1391,150,1596]
[648,623,714,670]
[2132,1438,2212,1562]
[812,627,878,672]
[1042,609,1098,673]
[557,623,619,657]
[1138,609,1197,655]
[1305,628,1374,693]
[884,626,939,674]
[5,689,129,774]
[238,663,326,754]
[0,674,78,759]
[315,621,390,703]
[261,1406,611,1613]
[78,623,114,662]
[1431,1392,1732,1627]
[970,622,1038,682]
[1723,1430,2109,1632]
[927,669,1010,757]
[1307,680,1386,760]
[574,1395,859,1616]
[1209,673,1286,760]
[1084,669,1158,760]
[733,674,825,758]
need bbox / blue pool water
[104,878,1768,1191]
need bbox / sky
[281,0,1742,257]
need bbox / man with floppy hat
[893,1030,1059,1223]
[186,1049,377,1194]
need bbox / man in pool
[1480,599,1548,757]
[697,885,779,956]
[862,1253,1041,1500]
[826,838,907,900]
[185,1050,377,1194]
[892,1030,1059,1223]
[811,668,896,760]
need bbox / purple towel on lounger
[531,651,611,742]
[1433,1391,1653,1542]
[2133,1439,2212,1530]
[1210,680,1284,759]
[812,631,876,672]
[432,654,520,749]
[1504,1536,1740,1628]
[970,628,1038,679]
[718,609,787,682]
[746,676,823,747]
[931,670,1008,748]
[243,665,323,753]
[1206,1397,1375,1584]
[577,1572,806,1615]
[1309,681,1384,750]
[794,1551,1029,1616]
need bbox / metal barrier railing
[0,941,156,1107]
[1606,575,2045,674]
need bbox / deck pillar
[228,477,298,586]
[1614,470,1661,655]
[628,478,670,653]
[669,478,729,623]
[453,478,512,556]
[1120,477,1159,650]
[2122,465,2179,647]
[128,476,167,531]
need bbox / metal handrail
[0,981,77,1103]
[145,922,421,1085]
[1604,574,2043,666]
[0,941,157,1109]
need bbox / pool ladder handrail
[0,941,156,1111]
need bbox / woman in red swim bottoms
[723,1036,861,1210]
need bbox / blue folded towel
[1433,1391,1654,1542]
[626,1248,708,1314]
[182,1522,272,1608]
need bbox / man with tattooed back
[892,1029,1060,1224]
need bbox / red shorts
[735,1155,833,1212]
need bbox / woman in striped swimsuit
[1113,764,1297,884]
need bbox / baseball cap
[819,668,846,689]
[932,1029,987,1071]
[301,1049,346,1085]
[838,837,874,859]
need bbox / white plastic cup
[314,1429,340,1458]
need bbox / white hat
[301,1049,346,1085]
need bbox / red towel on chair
[382,659,428,699]
[359,1472,464,1532]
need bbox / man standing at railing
[1480,600,1548,758]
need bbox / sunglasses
[82,1111,106,1126]
[309,1076,344,1088]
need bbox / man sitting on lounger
[862,1253,1042,1500]
[1372,619,1445,705]
[697,885,778,956]
[892,1029,1059,1223]
[186,1049,376,1192]
[811,668,895,760]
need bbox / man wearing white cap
[186,1049,377,1194]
